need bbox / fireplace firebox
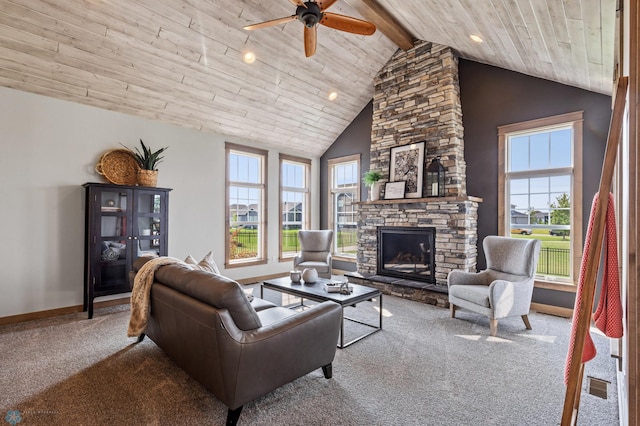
[377,226,436,283]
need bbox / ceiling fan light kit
[244,0,376,57]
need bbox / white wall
[0,86,319,318]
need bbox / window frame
[225,142,268,268]
[279,154,311,261]
[498,111,583,289]
[328,154,360,261]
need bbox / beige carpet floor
[0,288,619,425]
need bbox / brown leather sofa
[130,257,342,425]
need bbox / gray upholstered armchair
[447,236,541,336]
[293,230,333,279]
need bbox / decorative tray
[95,149,140,185]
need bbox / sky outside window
[282,162,304,188]
[509,127,572,172]
[509,127,572,214]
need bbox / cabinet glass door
[100,190,128,213]
[135,192,164,257]
[98,189,130,289]
[137,193,161,214]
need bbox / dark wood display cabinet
[83,183,171,318]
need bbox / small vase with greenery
[363,170,383,201]
[125,139,169,187]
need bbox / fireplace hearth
[377,226,435,283]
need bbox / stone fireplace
[348,41,481,307]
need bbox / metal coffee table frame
[261,277,382,348]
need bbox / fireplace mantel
[354,195,483,206]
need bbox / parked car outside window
[511,228,532,235]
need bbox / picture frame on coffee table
[389,142,424,198]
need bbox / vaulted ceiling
[0,0,616,157]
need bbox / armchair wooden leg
[489,319,498,337]
[521,314,532,330]
[322,363,333,379]
[226,406,243,425]
[450,304,456,318]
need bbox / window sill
[332,256,356,263]
[534,279,577,292]
[225,259,268,269]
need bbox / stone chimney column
[370,41,466,197]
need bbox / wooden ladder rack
[561,75,629,425]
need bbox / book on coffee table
[324,282,353,293]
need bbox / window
[280,154,310,260]
[225,143,268,267]
[328,154,360,259]
[498,112,583,285]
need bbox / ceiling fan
[243,0,376,57]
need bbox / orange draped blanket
[564,193,623,384]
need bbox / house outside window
[328,154,360,259]
[498,112,583,285]
[280,154,310,260]
[225,143,268,267]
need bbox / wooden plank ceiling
[0,0,615,157]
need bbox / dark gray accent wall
[320,101,373,227]
[459,60,612,307]
[320,60,612,306]
[320,101,373,272]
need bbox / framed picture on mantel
[389,142,424,198]
[384,181,406,200]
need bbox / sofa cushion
[154,264,262,331]
[251,297,276,312]
[256,305,298,326]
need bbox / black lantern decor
[425,156,445,197]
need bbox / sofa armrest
[216,301,342,408]
[221,301,341,345]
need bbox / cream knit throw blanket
[127,256,183,337]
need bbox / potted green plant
[363,170,383,201]
[126,139,168,187]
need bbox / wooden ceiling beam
[344,0,415,50]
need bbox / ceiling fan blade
[288,0,308,8]
[244,15,297,31]
[320,12,376,35]
[318,0,339,11]
[304,25,317,57]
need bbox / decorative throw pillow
[184,254,199,268]
[184,252,253,302]
[185,251,221,275]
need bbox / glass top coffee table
[261,277,382,348]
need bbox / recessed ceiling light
[328,91,338,101]
[470,34,483,43]
[243,52,256,64]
